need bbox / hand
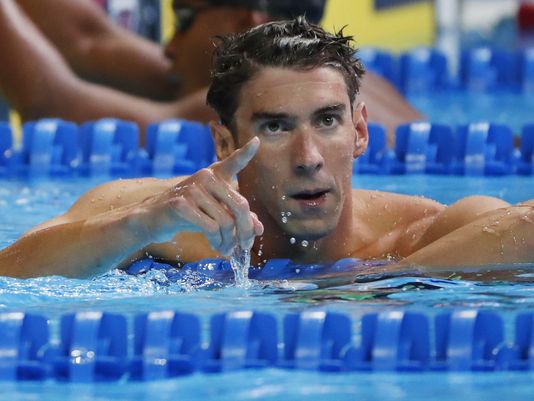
[141,137,264,255]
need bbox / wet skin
[1,66,532,279]
[226,67,367,262]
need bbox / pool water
[0,175,533,400]
[408,91,534,135]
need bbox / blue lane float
[1,309,534,381]
[399,48,450,94]
[143,119,215,175]
[0,117,533,177]
[79,118,141,176]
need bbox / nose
[292,129,324,176]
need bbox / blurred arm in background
[360,72,423,146]
[0,0,214,134]
[0,0,422,144]
[15,0,179,101]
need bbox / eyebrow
[311,104,347,117]
[250,104,347,123]
[250,112,293,122]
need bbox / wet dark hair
[206,16,365,129]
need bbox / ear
[352,102,369,159]
[210,120,236,161]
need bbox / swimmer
[0,0,420,140]
[0,17,532,278]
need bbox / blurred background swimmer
[0,0,421,141]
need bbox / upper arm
[16,0,113,58]
[23,177,181,236]
[411,195,511,252]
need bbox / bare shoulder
[68,176,188,217]
[353,189,444,213]
[25,176,188,235]
[352,189,445,229]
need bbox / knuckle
[196,168,214,183]
[234,197,249,214]
[170,195,188,210]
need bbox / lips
[290,189,330,201]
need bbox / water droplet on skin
[271,185,276,190]
[281,195,287,200]
[281,217,288,224]
[290,237,296,244]
[482,226,498,235]
[301,240,309,247]
[521,212,534,224]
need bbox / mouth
[289,189,331,208]
[291,189,330,201]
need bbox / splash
[229,246,252,288]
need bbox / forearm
[0,0,78,119]
[78,29,177,101]
[0,207,150,279]
[16,0,177,101]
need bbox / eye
[259,120,288,135]
[316,114,340,129]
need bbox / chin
[283,219,337,241]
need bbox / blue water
[0,174,533,400]
[408,91,534,134]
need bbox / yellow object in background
[161,0,175,44]
[322,0,435,52]
[8,111,21,144]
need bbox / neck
[251,198,356,266]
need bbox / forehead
[235,67,351,118]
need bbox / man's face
[165,0,256,93]
[233,67,367,241]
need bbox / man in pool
[0,17,532,279]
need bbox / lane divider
[0,309,533,381]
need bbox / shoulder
[352,189,445,238]
[25,176,188,235]
[353,189,445,221]
[67,176,188,217]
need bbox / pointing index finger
[216,137,260,181]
